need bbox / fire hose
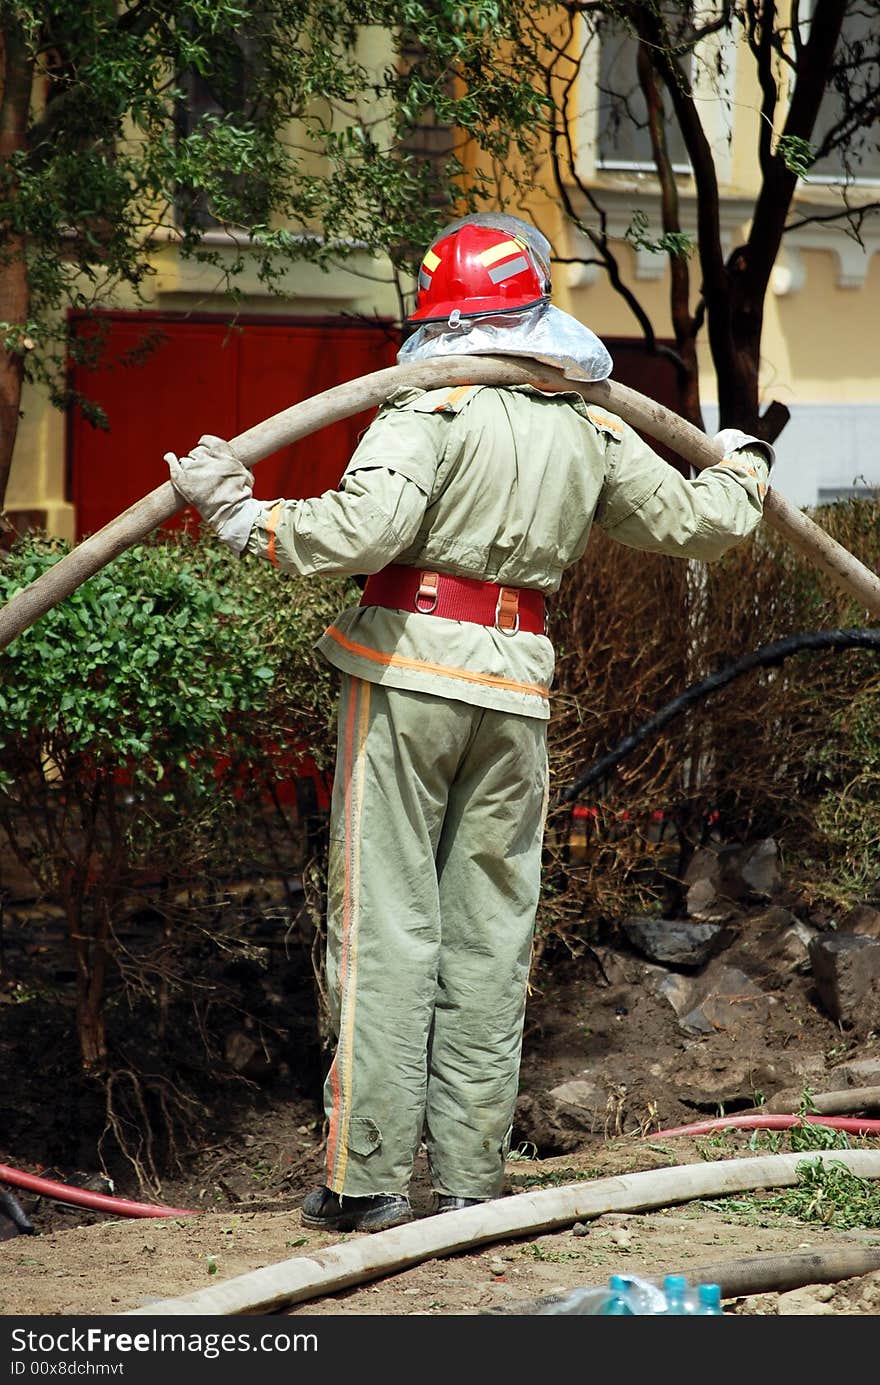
[122,1149,880,1314]
[0,1162,196,1219]
[651,1114,880,1139]
[561,626,880,801]
[1,356,880,650]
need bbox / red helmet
[409,213,551,324]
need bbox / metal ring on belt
[359,564,546,636]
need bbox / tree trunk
[63,860,110,1073]
[76,973,108,1073]
[71,884,111,1073]
[0,27,35,508]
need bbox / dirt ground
[1,879,879,1318]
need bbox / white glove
[713,428,775,469]
[165,435,264,555]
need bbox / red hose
[649,1114,880,1139]
[0,1163,198,1218]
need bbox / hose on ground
[560,627,880,803]
[122,1149,880,1315]
[0,1163,198,1219]
[649,1114,880,1139]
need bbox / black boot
[300,1185,413,1233]
[435,1194,488,1213]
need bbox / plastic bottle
[537,1272,681,1316]
[601,1274,636,1315]
[662,1273,697,1315]
[694,1283,724,1315]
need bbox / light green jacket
[245,385,770,720]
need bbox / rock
[828,1058,880,1088]
[513,1092,586,1155]
[684,846,718,888]
[685,875,743,925]
[775,922,820,973]
[672,1053,784,1112]
[685,839,781,918]
[590,946,646,986]
[620,917,727,968]
[544,1073,628,1139]
[776,1287,836,1315]
[657,961,773,1035]
[653,972,694,1018]
[809,933,880,1034]
[547,1077,603,1111]
[736,839,781,896]
[859,1279,880,1308]
[846,906,880,940]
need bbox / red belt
[359,564,545,635]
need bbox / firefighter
[165,213,773,1233]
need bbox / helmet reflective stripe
[487,255,529,284]
[478,239,524,267]
[418,246,441,293]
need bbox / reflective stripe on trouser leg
[323,674,372,1192]
[426,708,548,1199]
[323,678,466,1196]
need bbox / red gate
[67,312,400,540]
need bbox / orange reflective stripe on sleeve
[265,501,283,567]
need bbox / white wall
[702,403,880,509]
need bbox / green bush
[0,530,352,1175]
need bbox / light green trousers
[322,675,548,1200]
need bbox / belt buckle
[415,570,440,614]
[495,587,520,636]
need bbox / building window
[596,11,691,171]
[807,6,880,182]
[397,39,456,207]
[174,33,261,229]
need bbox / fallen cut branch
[493,1244,880,1313]
[761,1086,880,1116]
[2,356,880,652]
[122,1148,880,1316]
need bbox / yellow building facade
[6,13,878,540]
